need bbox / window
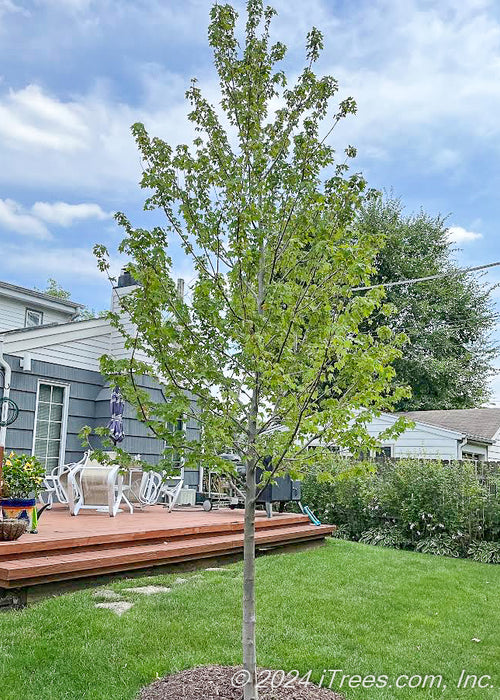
[463,451,483,463]
[164,417,185,471]
[33,382,69,471]
[375,446,393,459]
[25,308,43,327]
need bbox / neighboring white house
[0,279,82,331]
[347,409,500,461]
[397,408,500,461]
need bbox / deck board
[0,505,334,589]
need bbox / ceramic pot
[1,498,38,533]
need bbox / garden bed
[140,666,344,700]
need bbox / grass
[0,539,498,699]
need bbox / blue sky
[1,0,500,397]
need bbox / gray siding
[94,375,166,465]
[2,354,102,464]
[94,378,201,469]
[1,354,202,478]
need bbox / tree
[359,196,499,411]
[37,278,71,300]
[38,278,105,320]
[95,3,408,697]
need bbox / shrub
[478,465,500,541]
[375,458,486,545]
[359,524,409,549]
[330,524,351,540]
[300,458,377,539]
[300,457,499,561]
[415,534,463,558]
[468,541,500,564]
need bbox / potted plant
[1,452,45,533]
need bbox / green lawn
[0,540,498,699]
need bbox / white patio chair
[39,454,88,508]
[67,457,133,517]
[137,470,163,507]
[38,481,57,509]
[160,476,184,512]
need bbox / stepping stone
[95,601,133,616]
[126,586,172,595]
[174,577,188,584]
[92,589,122,601]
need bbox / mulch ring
[139,665,344,700]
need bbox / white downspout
[458,436,467,460]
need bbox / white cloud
[0,197,112,238]
[1,243,123,281]
[32,201,111,226]
[0,0,28,20]
[447,226,483,243]
[0,199,51,239]
[324,0,500,169]
[1,0,500,195]
[0,79,199,194]
[0,84,89,152]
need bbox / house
[0,279,83,331]
[396,408,500,461]
[0,273,201,488]
[308,406,500,461]
[354,408,500,461]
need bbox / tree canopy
[94,2,410,697]
[39,278,105,320]
[360,196,498,411]
[37,278,71,300]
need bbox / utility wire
[353,261,500,292]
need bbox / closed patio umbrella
[108,386,125,445]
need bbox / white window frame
[25,308,44,328]
[164,417,186,473]
[32,380,70,470]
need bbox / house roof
[398,408,500,442]
[0,317,111,372]
[378,411,465,440]
[0,316,109,342]
[0,280,83,311]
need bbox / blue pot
[1,498,38,533]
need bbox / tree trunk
[242,458,258,700]
[242,236,265,699]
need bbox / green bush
[300,459,377,539]
[301,457,499,562]
[375,459,486,544]
[359,524,410,549]
[415,534,463,558]
[468,541,500,564]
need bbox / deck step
[0,512,311,559]
[0,523,334,587]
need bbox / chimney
[110,269,140,360]
[111,269,138,313]
[117,270,137,289]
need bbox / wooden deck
[0,505,334,592]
